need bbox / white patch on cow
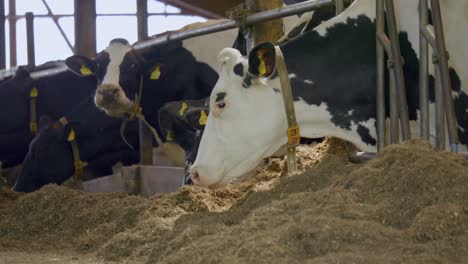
[316,0,375,36]
[102,42,132,85]
[304,79,314,84]
[348,109,354,115]
[452,91,460,99]
[294,99,376,151]
[289,73,297,79]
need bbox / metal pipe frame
[349,151,468,163]
[30,0,333,79]
[419,0,429,140]
[376,0,386,151]
[384,0,411,141]
[26,12,35,66]
[0,0,5,69]
[133,0,333,50]
[429,0,458,152]
[137,0,154,166]
[335,0,344,15]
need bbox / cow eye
[216,102,226,109]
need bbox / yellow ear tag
[199,110,208,126]
[67,129,76,142]
[166,130,174,141]
[179,102,188,116]
[30,87,38,98]
[150,66,161,80]
[80,64,92,75]
[258,55,266,76]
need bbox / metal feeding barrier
[352,0,466,163]
[18,0,467,188]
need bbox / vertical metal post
[0,0,6,69]
[8,0,16,66]
[74,0,96,57]
[389,69,399,143]
[25,12,35,66]
[419,0,429,141]
[376,0,386,150]
[136,0,152,165]
[433,57,445,149]
[245,0,256,52]
[429,0,458,152]
[384,0,411,141]
[335,0,344,15]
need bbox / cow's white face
[94,41,135,118]
[190,46,288,187]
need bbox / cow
[0,60,97,169]
[189,0,468,187]
[13,95,140,193]
[157,98,209,184]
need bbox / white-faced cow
[189,0,468,187]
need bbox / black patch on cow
[357,124,376,146]
[215,92,227,103]
[242,74,253,88]
[233,63,244,77]
[94,51,111,84]
[281,15,377,130]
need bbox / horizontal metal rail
[349,151,468,163]
[28,0,333,79]
[5,12,199,20]
[133,0,333,50]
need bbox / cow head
[190,43,288,187]
[65,38,166,118]
[14,116,75,192]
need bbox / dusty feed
[0,138,467,263]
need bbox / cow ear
[185,108,208,131]
[65,55,97,77]
[248,42,276,78]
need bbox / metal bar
[421,25,436,49]
[159,0,224,19]
[349,151,468,163]
[430,0,458,152]
[377,32,391,55]
[6,13,191,19]
[335,0,344,15]
[31,0,333,79]
[74,0,96,57]
[376,0,386,150]
[137,0,153,166]
[389,68,399,143]
[137,0,148,40]
[8,0,16,67]
[245,0,256,52]
[419,0,429,140]
[133,0,333,50]
[433,56,445,149]
[26,12,35,66]
[384,0,411,141]
[41,0,74,53]
[0,0,5,69]
[30,65,68,80]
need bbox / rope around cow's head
[119,75,164,150]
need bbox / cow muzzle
[96,86,120,105]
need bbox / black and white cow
[0,60,96,169]
[14,96,140,193]
[189,0,468,187]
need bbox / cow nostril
[190,170,200,183]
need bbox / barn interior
[0,0,467,263]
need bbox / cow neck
[58,117,88,179]
[275,45,300,176]
[120,74,164,150]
